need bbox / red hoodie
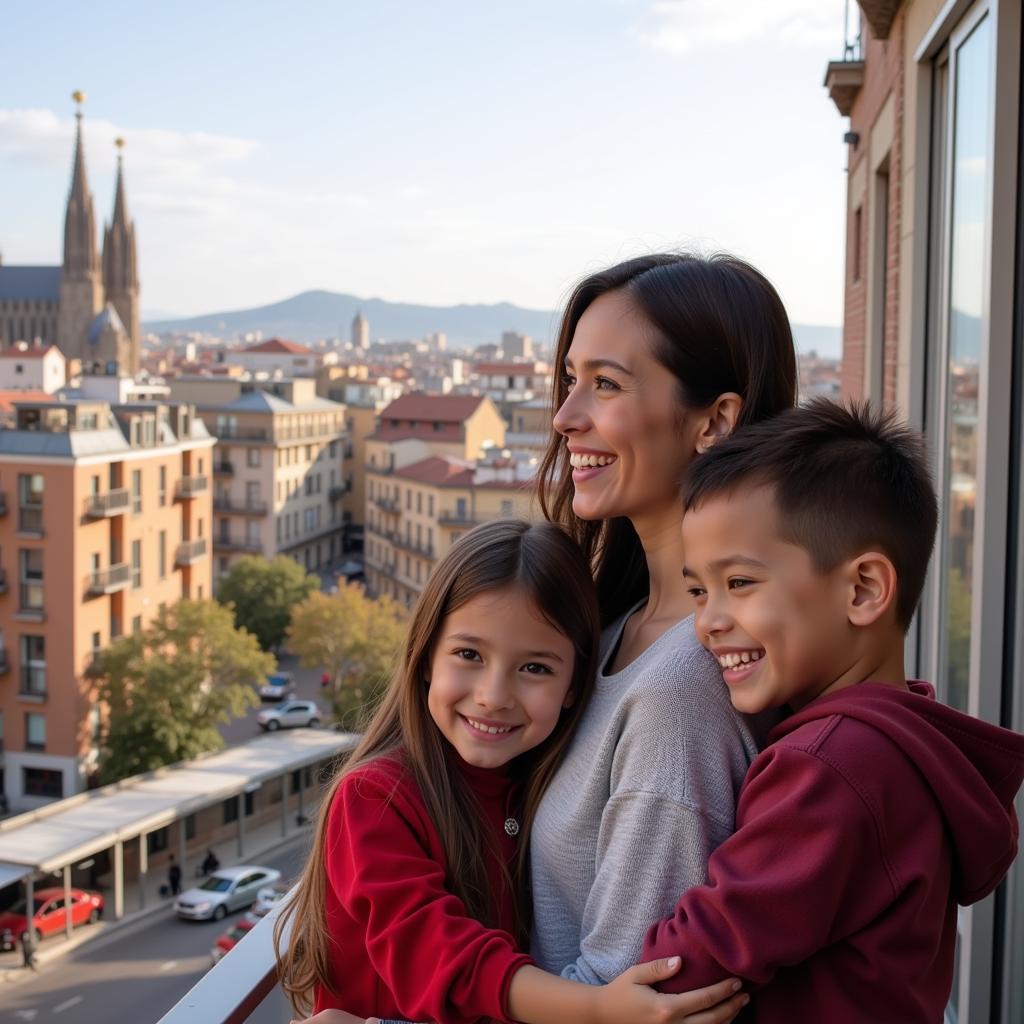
[313,752,532,1023]
[643,682,1024,1022]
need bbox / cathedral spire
[63,90,99,277]
[102,136,140,372]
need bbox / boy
[643,399,1024,1022]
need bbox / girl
[277,518,749,1024]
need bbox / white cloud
[638,0,847,54]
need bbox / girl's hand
[597,958,749,1024]
[289,1013,381,1024]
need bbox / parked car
[0,888,103,950]
[257,700,321,731]
[175,866,282,922]
[249,881,289,919]
[259,672,295,702]
[210,915,255,965]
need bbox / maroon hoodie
[643,682,1024,1022]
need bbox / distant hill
[145,288,842,357]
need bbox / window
[185,813,197,840]
[417,492,422,514]
[246,481,261,508]
[223,797,239,825]
[305,476,313,496]
[146,827,169,854]
[428,495,434,517]
[852,205,863,283]
[329,440,338,458]
[159,531,167,580]
[406,489,411,510]
[18,549,43,612]
[131,539,142,589]
[219,556,229,575]
[501,500,513,516]
[19,635,45,696]
[246,520,261,546]
[17,473,43,534]
[23,767,61,799]
[131,470,142,514]
[159,466,167,506]
[25,713,45,750]
[91,631,101,656]
[247,447,260,468]
[304,508,315,532]
[132,615,142,634]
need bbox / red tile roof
[244,338,313,355]
[380,393,485,423]
[0,345,59,360]
[0,389,53,414]
[394,456,475,487]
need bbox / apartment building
[0,394,214,809]
[824,3,1023,1019]
[0,343,66,393]
[365,451,536,607]
[166,376,349,585]
[223,338,323,378]
[471,361,551,407]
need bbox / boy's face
[681,484,853,714]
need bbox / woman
[530,252,796,983]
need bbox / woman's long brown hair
[538,252,798,625]
[275,519,600,1015]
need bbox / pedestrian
[21,929,37,972]
[168,853,182,897]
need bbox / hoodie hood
[772,681,1024,905]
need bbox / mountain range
[145,289,842,358]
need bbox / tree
[89,599,275,784]
[287,582,407,725]
[216,555,318,651]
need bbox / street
[0,836,310,1024]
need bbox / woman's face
[553,289,701,527]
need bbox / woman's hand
[596,958,749,1024]
[289,1012,381,1024]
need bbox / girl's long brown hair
[275,519,600,1015]
[538,252,798,625]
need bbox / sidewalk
[0,817,311,985]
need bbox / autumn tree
[89,599,275,784]
[216,554,318,651]
[287,582,407,725]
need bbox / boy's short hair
[682,398,938,629]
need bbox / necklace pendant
[504,817,520,837]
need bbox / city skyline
[1,1,850,327]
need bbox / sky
[0,0,852,326]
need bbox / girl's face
[553,289,702,528]
[426,585,576,770]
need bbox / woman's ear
[846,552,899,627]
[562,688,576,710]
[695,392,743,454]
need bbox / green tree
[287,582,407,725]
[89,599,274,784]
[216,555,318,651]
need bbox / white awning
[0,729,357,875]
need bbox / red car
[210,915,255,965]
[0,887,104,950]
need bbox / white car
[249,881,289,919]
[259,672,295,701]
[258,700,321,732]
[175,865,282,921]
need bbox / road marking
[52,996,83,1014]
[14,1011,38,1021]
[160,960,179,972]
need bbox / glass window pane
[942,15,992,712]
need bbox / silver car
[257,700,321,731]
[175,865,282,921]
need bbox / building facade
[166,376,349,585]
[0,395,213,809]
[222,338,322,379]
[825,2,1024,1019]
[0,97,140,374]
[0,344,67,394]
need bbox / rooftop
[380,392,485,423]
[0,265,61,302]
[242,338,314,355]
[0,344,60,360]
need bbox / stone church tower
[57,92,104,360]
[102,139,140,374]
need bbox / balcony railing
[365,461,393,475]
[392,535,435,559]
[214,497,268,516]
[0,568,6,595]
[328,485,347,501]
[175,538,209,566]
[214,536,264,554]
[213,461,235,476]
[18,666,46,699]
[85,488,131,518]
[176,475,210,499]
[373,497,400,513]
[439,509,479,527]
[0,491,7,517]
[87,562,132,596]
[17,505,44,536]
[0,650,8,675]
[212,426,269,442]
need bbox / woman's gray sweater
[530,604,771,984]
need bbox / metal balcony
[176,475,210,499]
[439,509,479,527]
[85,488,131,518]
[0,650,9,675]
[328,485,347,501]
[213,497,268,516]
[0,568,6,595]
[213,461,235,476]
[214,536,264,554]
[0,492,7,517]
[87,562,132,596]
[175,538,209,566]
